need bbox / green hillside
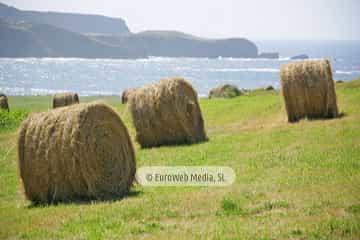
[0,79,359,239]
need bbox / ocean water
[0,41,359,96]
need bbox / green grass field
[1,80,360,239]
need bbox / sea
[0,40,359,97]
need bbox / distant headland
[0,2,278,59]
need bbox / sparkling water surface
[1,41,359,96]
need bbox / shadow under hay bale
[52,92,79,108]
[18,102,136,204]
[121,88,137,104]
[128,77,207,148]
[0,93,9,112]
[280,59,338,122]
[209,84,242,99]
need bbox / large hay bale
[280,59,338,122]
[121,88,137,104]
[52,92,79,108]
[209,84,241,99]
[18,102,136,203]
[128,77,207,148]
[0,93,9,112]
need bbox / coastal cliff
[0,2,262,59]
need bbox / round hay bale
[52,92,79,108]
[209,84,241,99]
[0,93,9,112]
[128,77,207,148]
[121,88,137,104]
[265,85,275,91]
[280,59,338,122]
[18,102,136,203]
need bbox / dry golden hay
[18,102,136,204]
[208,84,242,98]
[128,77,207,148]
[52,92,79,108]
[121,88,137,104]
[280,59,338,122]
[0,93,9,112]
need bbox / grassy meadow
[0,80,360,239]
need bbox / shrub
[0,109,28,130]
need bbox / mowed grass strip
[0,79,359,239]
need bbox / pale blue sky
[2,0,360,40]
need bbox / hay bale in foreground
[18,102,136,203]
[121,88,137,104]
[52,92,79,108]
[280,59,338,122]
[209,84,241,98]
[128,77,207,148]
[0,93,9,112]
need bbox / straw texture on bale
[280,59,338,122]
[121,88,137,104]
[52,92,79,108]
[209,84,241,99]
[128,77,207,148]
[0,93,9,112]
[18,102,136,203]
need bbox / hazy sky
[2,0,360,40]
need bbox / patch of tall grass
[0,109,28,131]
